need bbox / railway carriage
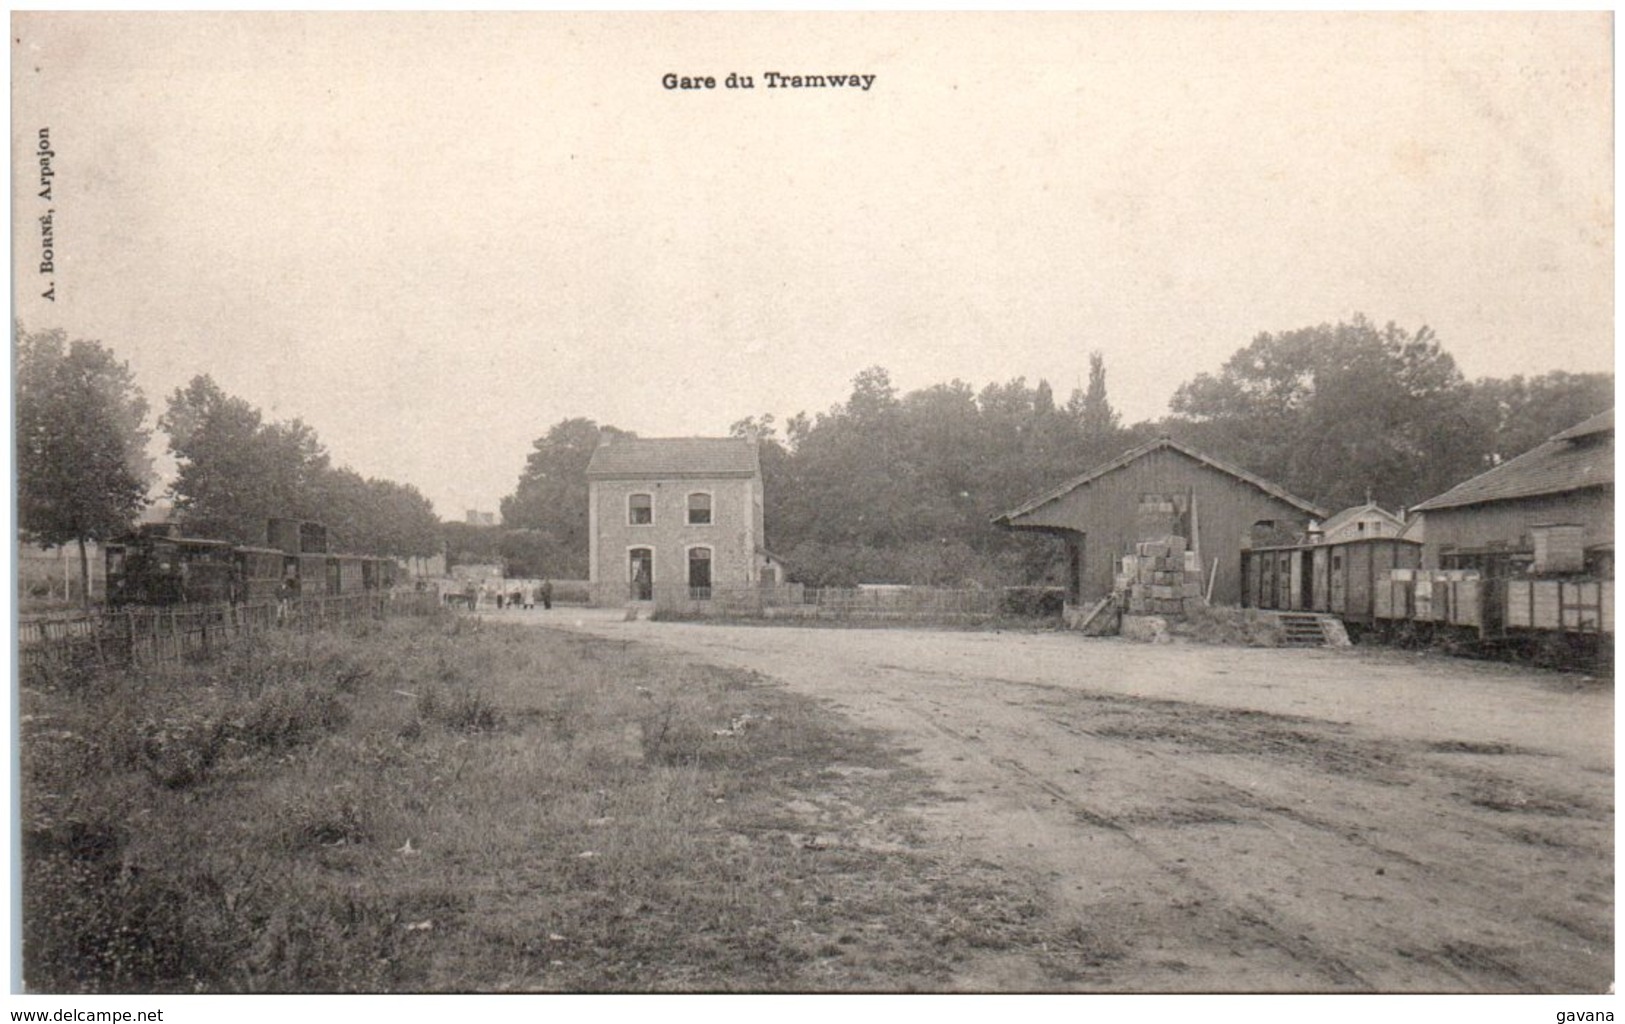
[287,553,330,597]
[106,531,238,606]
[107,518,398,606]
[234,545,287,604]
[328,554,369,595]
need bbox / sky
[10,12,1615,521]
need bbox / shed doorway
[1067,535,1084,604]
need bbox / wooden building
[993,437,1325,607]
[1317,501,1406,544]
[1408,409,1613,576]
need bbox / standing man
[279,570,299,622]
[539,578,553,611]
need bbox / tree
[440,520,502,570]
[728,413,778,443]
[1070,350,1121,441]
[769,368,917,553]
[302,469,438,558]
[846,365,899,423]
[1464,371,1614,468]
[16,326,154,607]
[731,414,792,551]
[363,478,441,558]
[160,375,332,544]
[159,375,445,560]
[310,466,374,553]
[500,418,632,578]
[1167,315,1481,509]
[498,528,574,579]
[754,364,1133,587]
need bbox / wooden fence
[642,584,1016,623]
[19,590,443,670]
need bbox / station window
[688,492,712,525]
[629,493,653,525]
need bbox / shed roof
[1551,408,1613,442]
[1412,409,1614,513]
[992,436,1326,526]
[585,437,760,479]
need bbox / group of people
[456,578,553,611]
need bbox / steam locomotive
[105,517,398,607]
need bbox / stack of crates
[1115,535,1205,617]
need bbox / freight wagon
[1369,572,1614,636]
[1242,534,1611,665]
[1241,537,1423,625]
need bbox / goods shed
[993,437,1325,608]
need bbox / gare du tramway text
[663,71,877,90]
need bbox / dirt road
[536,612,1613,992]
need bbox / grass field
[20,613,1093,993]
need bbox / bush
[547,579,592,605]
[239,683,350,752]
[283,788,375,850]
[1175,605,1285,647]
[438,688,505,733]
[22,820,206,992]
[999,587,1066,618]
[139,717,231,789]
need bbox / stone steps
[1274,612,1349,648]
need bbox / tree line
[501,316,1611,587]
[159,374,441,556]
[1163,315,1610,512]
[17,315,1613,602]
[17,325,442,607]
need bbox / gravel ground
[527,610,1613,993]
